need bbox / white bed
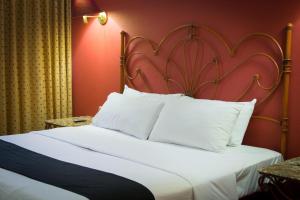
[0,125,282,200]
[0,22,292,200]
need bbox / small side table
[258,157,300,200]
[45,116,92,129]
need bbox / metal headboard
[119,23,292,157]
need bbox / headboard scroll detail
[119,23,292,158]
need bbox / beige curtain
[0,0,72,134]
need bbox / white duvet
[0,125,282,200]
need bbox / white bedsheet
[0,125,282,200]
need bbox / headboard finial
[287,23,293,29]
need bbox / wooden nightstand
[258,157,300,200]
[45,116,92,129]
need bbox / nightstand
[258,157,300,200]
[45,116,92,129]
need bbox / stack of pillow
[92,86,256,152]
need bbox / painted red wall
[72,0,300,158]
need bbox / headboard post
[281,23,293,158]
[120,31,126,93]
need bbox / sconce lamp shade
[72,0,99,17]
[98,11,108,25]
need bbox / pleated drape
[0,0,72,134]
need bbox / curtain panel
[0,0,72,134]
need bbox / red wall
[72,0,300,158]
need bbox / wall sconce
[83,11,108,25]
[72,0,107,25]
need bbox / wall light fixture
[72,0,107,25]
[83,11,108,25]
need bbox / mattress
[0,125,282,200]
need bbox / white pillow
[123,85,142,96]
[123,85,183,103]
[192,98,256,146]
[92,92,164,140]
[149,96,242,152]
[228,99,256,146]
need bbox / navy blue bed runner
[0,139,155,200]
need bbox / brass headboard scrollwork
[119,23,292,157]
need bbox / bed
[0,23,293,200]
